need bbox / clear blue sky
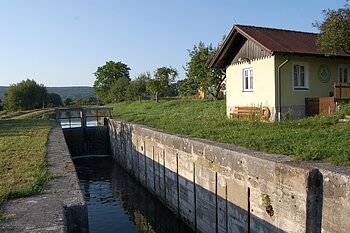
[0,0,346,86]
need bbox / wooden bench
[230,106,261,119]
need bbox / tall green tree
[3,79,47,111]
[184,42,225,99]
[177,78,198,96]
[64,97,73,106]
[147,67,178,102]
[0,99,4,111]
[109,77,130,102]
[315,1,350,55]
[93,61,131,103]
[47,93,63,107]
[127,72,151,102]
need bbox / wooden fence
[305,97,335,116]
[334,82,350,100]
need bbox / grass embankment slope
[0,108,55,120]
[109,99,350,166]
[0,119,52,205]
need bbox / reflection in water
[74,157,194,233]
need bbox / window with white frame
[242,67,253,91]
[338,65,350,83]
[293,63,309,90]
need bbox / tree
[0,99,4,111]
[168,82,179,97]
[93,61,131,103]
[109,77,130,102]
[87,96,99,105]
[315,2,350,55]
[127,72,151,102]
[47,93,63,107]
[71,98,90,106]
[3,79,47,112]
[147,67,178,102]
[177,78,198,96]
[184,42,225,99]
[64,97,73,106]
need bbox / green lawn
[0,119,52,204]
[108,99,350,166]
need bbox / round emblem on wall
[318,65,331,83]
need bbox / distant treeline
[0,86,93,100]
[0,80,97,112]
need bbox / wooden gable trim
[234,26,273,54]
[209,25,272,68]
[230,39,272,65]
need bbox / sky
[0,0,346,87]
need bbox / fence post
[80,110,87,128]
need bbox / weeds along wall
[108,119,350,233]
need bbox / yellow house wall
[226,56,276,118]
[276,55,350,117]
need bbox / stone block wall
[108,119,349,233]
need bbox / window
[243,68,253,91]
[338,65,350,83]
[293,63,308,90]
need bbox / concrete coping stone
[109,118,350,180]
[111,119,298,164]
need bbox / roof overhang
[209,24,350,69]
[209,25,272,69]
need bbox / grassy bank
[0,108,55,120]
[109,99,350,166]
[0,119,52,204]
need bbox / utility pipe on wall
[277,57,290,121]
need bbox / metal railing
[55,107,113,129]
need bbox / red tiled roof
[210,24,350,68]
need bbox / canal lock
[58,108,194,233]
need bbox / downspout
[277,57,290,121]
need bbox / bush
[3,79,47,112]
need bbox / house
[209,24,350,120]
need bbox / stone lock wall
[108,119,349,233]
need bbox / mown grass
[12,109,56,120]
[108,99,350,166]
[0,108,56,120]
[0,119,52,204]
